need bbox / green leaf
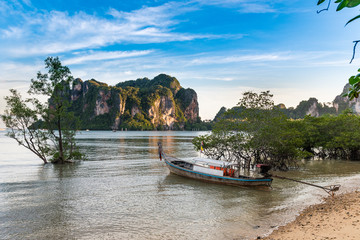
[342,92,349,97]
[335,0,342,2]
[349,76,357,85]
[347,0,360,7]
[348,92,355,100]
[337,0,349,11]
[345,14,360,25]
[317,0,326,5]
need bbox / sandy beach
[259,190,360,240]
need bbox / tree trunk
[57,115,64,164]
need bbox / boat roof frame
[182,157,238,168]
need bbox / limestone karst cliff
[333,83,360,114]
[213,82,359,121]
[69,74,199,130]
[285,84,360,118]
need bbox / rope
[272,174,340,197]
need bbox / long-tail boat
[158,143,273,187]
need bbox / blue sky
[1,0,360,124]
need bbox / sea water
[0,130,359,240]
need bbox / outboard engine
[256,164,272,175]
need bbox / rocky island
[68,74,199,130]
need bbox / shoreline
[257,190,360,240]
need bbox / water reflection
[1,164,79,239]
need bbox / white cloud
[59,49,348,87]
[1,26,24,38]
[107,2,192,27]
[0,2,212,57]
[63,50,155,65]
[0,62,42,80]
[188,53,291,66]
[195,0,279,13]
[21,0,32,6]
[237,3,275,13]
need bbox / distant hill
[213,83,360,120]
[67,74,199,130]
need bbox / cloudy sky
[1,0,360,125]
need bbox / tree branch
[317,0,331,14]
[350,40,360,64]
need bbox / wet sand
[259,191,360,240]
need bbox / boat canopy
[184,157,238,168]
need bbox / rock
[65,74,199,130]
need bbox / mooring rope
[271,174,340,197]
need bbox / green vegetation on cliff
[68,74,200,130]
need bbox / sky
[1,0,360,126]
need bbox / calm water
[1,130,360,240]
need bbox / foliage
[213,107,227,122]
[194,91,360,171]
[344,68,360,99]
[2,90,51,163]
[296,111,360,160]
[115,74,180,93]
[237,90,274,109]
[175,88,196,113]
[317,0,360,99]
[1,57,84,164]
[317,0,360,24]
[193,91,305,170]
[184,117,212,131]
[121,112,153,130]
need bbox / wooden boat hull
[164,158,272,187]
